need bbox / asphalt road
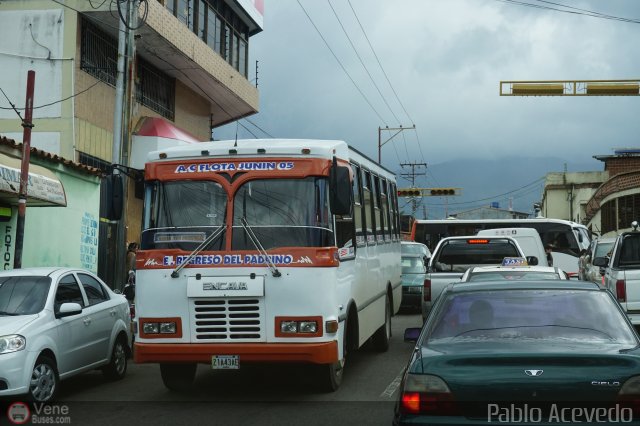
[46,311,422,426]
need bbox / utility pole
[111,0,137,289]
[378,125,415,164]
[14,70,35,269]
[399,162,426,216]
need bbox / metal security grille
[191,298,265,341]
[80,18,175,120]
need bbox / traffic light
[397,188,421,197]
[429,188,457,196]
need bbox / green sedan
[394,281,640,425]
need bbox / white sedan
[0,267,131,402]
[460,264,570,282]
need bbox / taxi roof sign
[502,257,528,267]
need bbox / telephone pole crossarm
[378,124,416,163]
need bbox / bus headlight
[276,316,323,337]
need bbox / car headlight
[0,334,26,354]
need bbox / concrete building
[539,170,607,226]
[583,150,640,237]
[0,0,263,285]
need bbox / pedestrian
[126,242,138,280]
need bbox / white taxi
[460,257,569,282]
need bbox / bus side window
[371,174,382,241]
[351,163,365,247]
[363,169,375,243]
[381,179,392,241]
[373,176,386,241]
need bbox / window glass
[55,275,85,311]
[232,178,334,249]
[142,180,227,251]
[206,5,217,49]
[224,25,232,62]
[0,276,51,315]
[198,0,206,40]
[381,179,391,240]
[362,170,374,242]
[372,175,382,240]
[238,38,247,77]
[428,290,636,345]
[233,33,240,70]
[351,164,365,246]
[177,0,188,26]
[78,274,108,306]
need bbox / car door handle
[83,317,91,326]
[110,309,117,317]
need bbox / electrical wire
[326,0,400,125]
[491,0,640,24]
[0,87,24,121]
[0,81,100,111]
[295,0,387,125]
[243,118,274,138]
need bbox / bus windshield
[141,180,227,251]
[232,177,334,250]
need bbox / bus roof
[413,218,587,228]
[146,138,397,180]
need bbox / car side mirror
[55,302,83,319]
[592,257,608,267]
[404,327,421,343]
[526,256,538,266]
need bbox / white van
[477,227,547,267]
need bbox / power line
[0,81,101,111]
[346,0,414,124]
[295,0,387,125]
[427,177,545,206]
[491,0,640,24]
[243,118,274,138]
[326,0,400,125]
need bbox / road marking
[380,367,405,398]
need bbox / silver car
[579,237,615,284]
[0,267,131,402]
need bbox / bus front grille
[190,299,266,341]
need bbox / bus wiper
[240,217,281,277]
[171,224,226,278]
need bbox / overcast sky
[215,0,640,191]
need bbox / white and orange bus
[133,139,401,391]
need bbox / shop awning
[0,153,66,207]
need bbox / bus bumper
[134,341,339,364]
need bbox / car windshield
[427,289,636,345]
[0,276,51,315]
[467,271,560,281]
[232,177,334,250]
[402,257,425,274]
[142,180,227,251]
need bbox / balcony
[81,1,259,127]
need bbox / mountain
[408,156,603,219]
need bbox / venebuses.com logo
[7,401,71,424]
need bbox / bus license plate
[211,355,239,370]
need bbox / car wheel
[160,363,197,392]
[371,294,391,352]
[102,335,128,380]
[29,356,58,403]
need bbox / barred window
[80,20,117,86]
[78,152,110,173]
[80,19,175,120]
[601,200,617,235]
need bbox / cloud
[215,0,640,172]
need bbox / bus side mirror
[330,159,352,216]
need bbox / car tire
[371,294,391,352]
[102,335,128,380]
[160,363,197,392]
[28,355,59,403]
